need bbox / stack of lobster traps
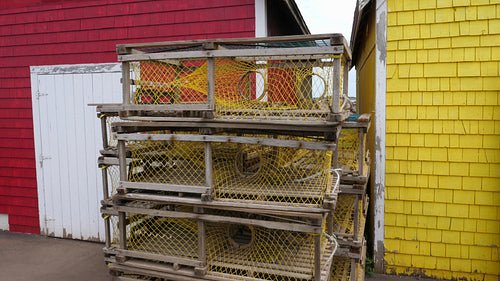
[95,34,370,281]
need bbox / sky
[295,0,358,97]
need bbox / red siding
[0,0,255,234]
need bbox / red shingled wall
[0,0,255,234]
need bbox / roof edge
[283,0,311,35]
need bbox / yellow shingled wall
[385,0,500,280]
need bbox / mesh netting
[131,59,208,105]
[106,165,120,197]
[127,213,198,259]
[105,115,122,148]
[332,194,365,241]
[330,257,364,281]
[212,142,334,206]
[109,204,198,261]
[128,140,206,186]
[338,129,367,174]
[206,222,318,281]
[125,137,335,206]
[130,56,345,121]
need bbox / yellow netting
[130,55,345,121]
[206,222,317,281]
[332,194,366,241]
[128,140,206,187]
[338,129,367,175]
[330,257,365,281]
[127,213,198,259]
[213,142,334,206]
[125,136,335,207]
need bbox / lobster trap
[115,133,340,208]
[329,256,365,281]
[332,193,368,247]
[337,114,371,184]
[116,34,351,123]
[102,204,338,281]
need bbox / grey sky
[295,0,358,97]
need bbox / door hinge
[36,92,48,99]
[40,155,51,168]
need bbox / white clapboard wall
[30,63,122,241]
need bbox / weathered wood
[207,57,215,110]
[314,234,322,281]
[331,58,341,114]
[122,62,131,104]
[120,181,210,194]
[116,133,337,151]
[117,34,347,54]
[119,46,342,62]
[114,192,330,215]
[98,156,134,166]
[122,104,212,111]
[100,114,109,149]
[112,248,201,267]
[118,211,127,250]
[107,204,322,233]
[104,217,111,248]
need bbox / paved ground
[0,230,442,281]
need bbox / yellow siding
[386,0,500,280]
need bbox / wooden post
[342,58,349,108]
[195,207,207,276]
[313,218,322,281]
[358,129,365,175]
[353,195,361,241]
[331,58,341,114]
[101,167,109,200]
[118,140,127,250]
[122,62,131,105]
[204,142,213,200]
[104,217,111,248]
[100,115,109,149]
[207,58,216,111]
[326,211,334,236]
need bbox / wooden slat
[122,104,212,111]
[118,46,342,62]
[113,193,328,217]
[121,181,209,194]
[117,33,347,53]
[106,248,202,267]
[109,205,321,233]
[116,134,337,151]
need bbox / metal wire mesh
[206,222,317,281]
[124,136,336,206]
[332,194,365,241]
[338,129,367,175]
[129,55,346,121]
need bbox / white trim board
[373,0,387,273]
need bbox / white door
[30,63,122,241]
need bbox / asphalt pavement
[0,230,442,281]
